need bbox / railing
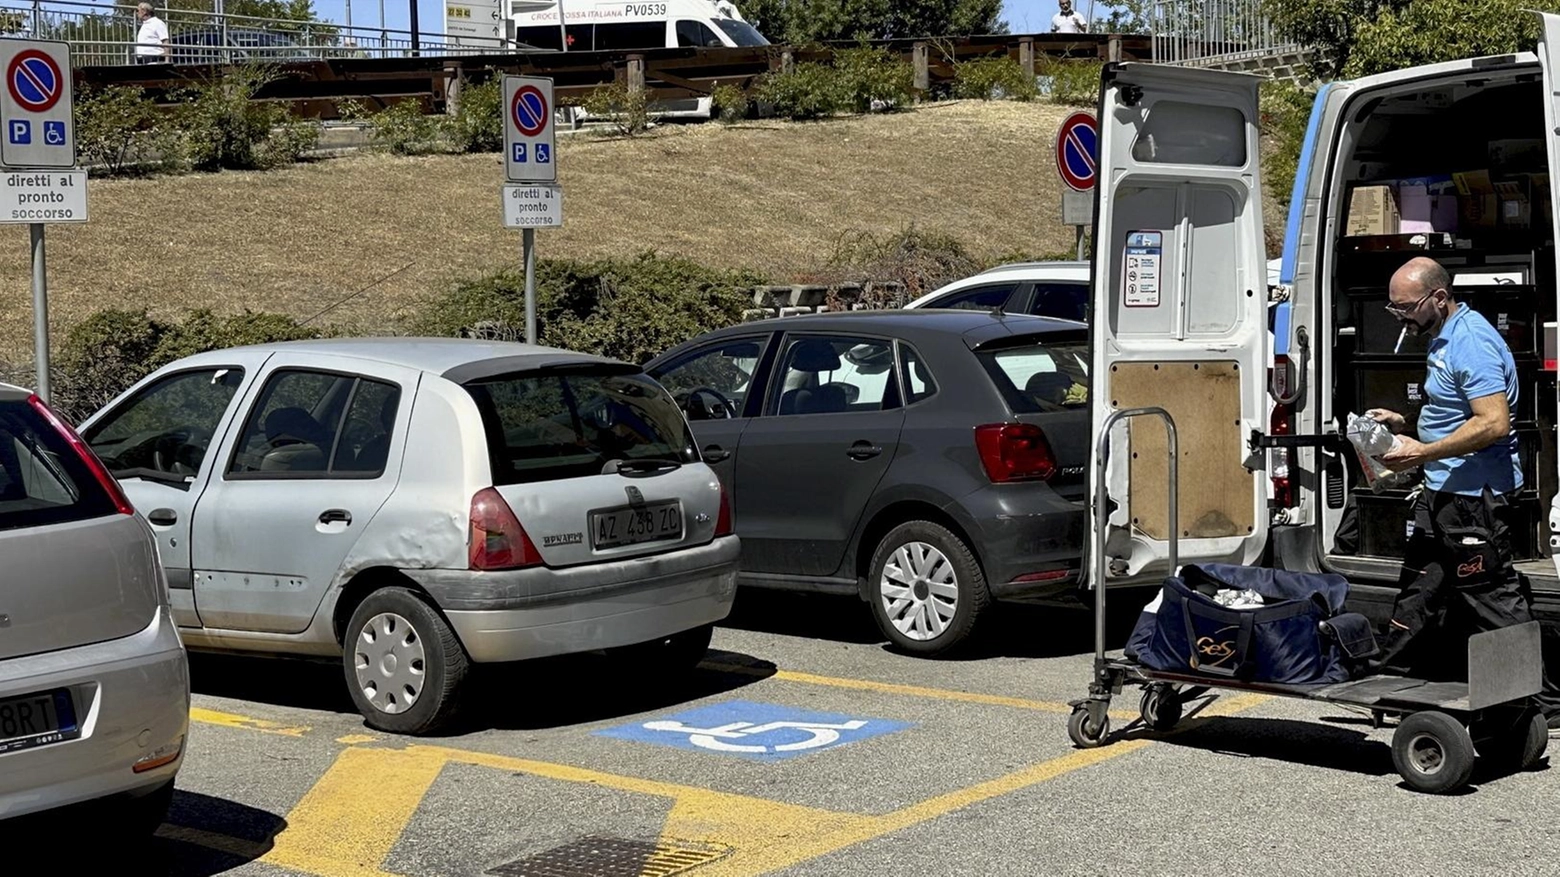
[0,0,483,66]
[1147,0,1299,66]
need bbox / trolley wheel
[1480,709,1549,773]
[1139,685,1183,732]
[1391,710,1476,795]
[1068,705,1110,749]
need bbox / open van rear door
[1086,63,1270,589]
[1536,13,1560,580]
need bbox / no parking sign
[504,75,556,185]
[1054,111,1097,193]
[0,40,74,169]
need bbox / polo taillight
[715,482,733,537]
[974,423,1057,483]
[468,487,542,570]
[28,394,134,516]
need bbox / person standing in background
[1052,0,1088,33]
[134,4,170,65]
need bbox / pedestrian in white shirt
[135,3,170,64]
[1052,0,1088,33]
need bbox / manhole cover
[488,835,731,877]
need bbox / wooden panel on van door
[1109,361,1254,540]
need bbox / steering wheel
[682,387,738,421]
[152,425,212,475]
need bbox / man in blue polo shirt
[1369,256,1558,727]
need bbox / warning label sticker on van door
[1123,231,1163,307]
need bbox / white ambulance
[1087,19,1560,624]
[509,0,767,118]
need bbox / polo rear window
[463,370,699,485]
[0,400,118,532]
[976,340,1090,413]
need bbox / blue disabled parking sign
[595,700,912,762]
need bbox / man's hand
[1377,435,1434,470]
[1367,408,1407,434]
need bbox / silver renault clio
[78,339,739,736]
[0,384,188,834]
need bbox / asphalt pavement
[119,589,1560,877]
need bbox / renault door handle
[147,508,177,526]
[318,509,353,525]
[846,442,883,461]
[702,444,731,463]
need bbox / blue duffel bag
[1123,564,1374,685]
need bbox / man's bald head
[1389,256,1451,302]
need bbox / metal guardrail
[0,0,482,66]
[1147,0,1299,66]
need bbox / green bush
[576,81,651,137]
[756,62,849,121]
[420,252,765,365]
[951,56,1037,102]
[450,77,504,153]
[807,226,986,304]
[1038,59,1102,107]
[833,44,916,113]
[53,308,323,423]
[710,82,751,124]
[363,98,448,155]
[174,65,319,171]
[75,85,175,176]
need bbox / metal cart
[1068,407,1549,795]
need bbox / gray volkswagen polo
[645,310,1090,655]
[0,384,188,835]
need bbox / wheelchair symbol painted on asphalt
[641,718,869,754]
[596,700,912,761]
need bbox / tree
[1268,0,1560,79]
[740,0,1005,45]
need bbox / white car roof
[908,258,1284,309]
[163,336,625,379]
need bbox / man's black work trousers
[1377,487,1560,721]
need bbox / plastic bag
[1345,411,1417,492]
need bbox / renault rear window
[976,340,1090,413]
[0,400,118,532]
[464,370,699,485]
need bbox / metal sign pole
[1076,225,1086,261]
[30,223,49,402]
[523,227,537,344]
[558,0,568,51]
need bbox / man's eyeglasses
[1384,288,1442,319]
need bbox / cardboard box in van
[1397,175,1458,233]
[1494,177,1532,229]
[1346,184,1400,236]
[1452,170,1499,230]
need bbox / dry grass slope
[0,100,1094,363]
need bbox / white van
[1086,25,1560,622]
[510,0,768,117]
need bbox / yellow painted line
[190,707,310,737]
[250,691,1273,877]
[261,745,445,877]
[337,734,379,745]
[703,661,1140,721]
